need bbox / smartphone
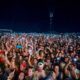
[16,45,22,49]
[73,58,77,62]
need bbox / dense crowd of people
[0,33,80,80]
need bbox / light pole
[50,12,53,34]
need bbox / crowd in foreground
[0,33,80,80]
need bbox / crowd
[0,33,80,80]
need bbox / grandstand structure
[0,29,13,33]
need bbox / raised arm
[28,55,34,67]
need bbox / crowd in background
[0,33,80,80]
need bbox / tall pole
[50,12,53,34]
[48,0,55,34]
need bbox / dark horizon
[0,0,80,33]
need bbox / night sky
[0,0,80,33]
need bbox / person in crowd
[25,67,34,80]
[33,60,46,80]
